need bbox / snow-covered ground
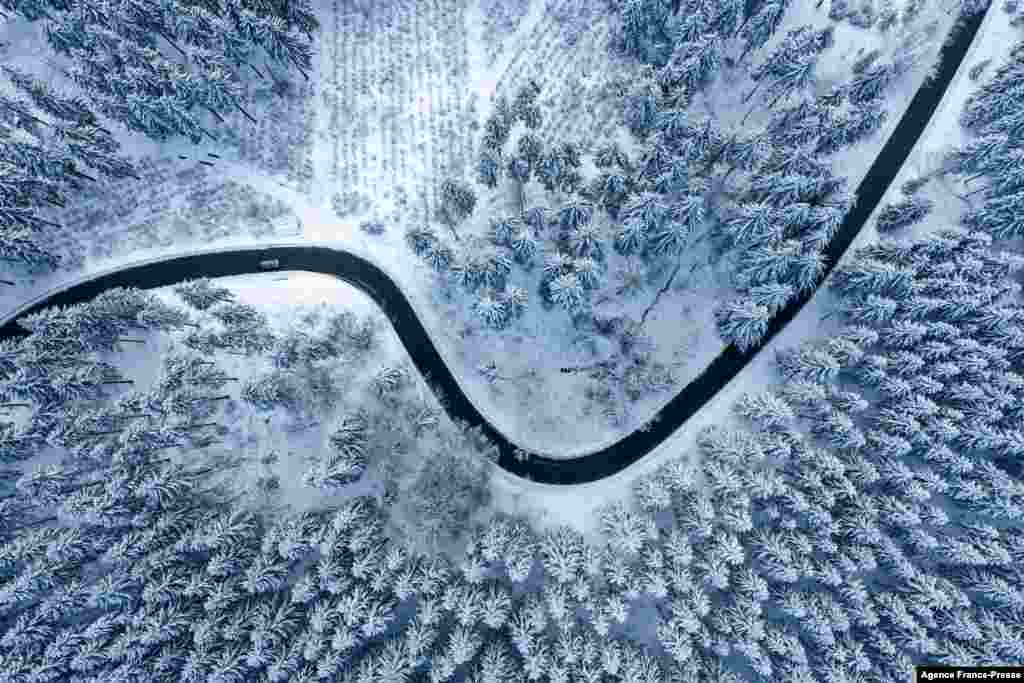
[488,0,1013,540]
[153,273,399,517]
[6,270,502,530]
[387,0,977,459]
[0,0,1005,483]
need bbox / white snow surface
[491,0,1014,541]
[0,0,1014,538]
[1,0,966,458]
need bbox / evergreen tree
[739,0,786,61]
[0,227,60,270]
[508,225,538,265]
[174,278,234,311]
[962,202,1024,238]
[764,150,824,187]
[483,94,514,151]
[477,154,501,189]
[560,201,595,234]
[842,294,900,324]
[734,389,795,429]
[723,201,780,246]
[735,240,800,287]
[439,178,478,233]
[747,281,796,313]
[847,61,899,105]
[714,0,745,36]
[659,36,722,95]
[945,133,1011,178]
[539,155,563,192]
[652,110,691,145]
[791,250,826,293]
[765,98,821,147]
[746,44,820,113]
[618,0,674,65]
[623,91,659,138]
[574,256,601,290]
[653,158,689,196]
[831,254,915,299]
[615,216,648,256]
[547,272,586,312]
[845,104,888,143]
[716,298,772,351]
[777,342,842,383]
[474,289,509,329]
[240,370,299,411]
[209,301,263,329]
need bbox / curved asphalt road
[0,9,986,484]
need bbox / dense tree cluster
[6,0,316,142]
[0,0,316,283]
[5,4,1024,683]
[0,68,139,271]
[0,285,507,682]
[951,43,1024,238]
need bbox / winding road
[0,8,987,484]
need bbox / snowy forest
[1,0,1024,681]
[398,0,974,450]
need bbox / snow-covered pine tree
[739,0,787,61]
[735,240,801,287]
[831,253,916,299]
[748,49,819,113]
[722,201,780,247]
[616,0,675,64]
[599,500,655,558]
[240,370,299,412]
[716,298,773,351]
[474,289,509,329]
[876,195,934,233]
[539,526,586,585]
[478,154,501,189]
[174,279,234,311]
[547,272,586,312]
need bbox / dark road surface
[0,8,987,484]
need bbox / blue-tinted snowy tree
[617,0,674,65]
[478,154,501,189]
[716,299,772,351]
[474,288,509,329]
[739,0,787,62]
[547,272,586,313]
[623,90,660,139]
[722,201,780,246]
